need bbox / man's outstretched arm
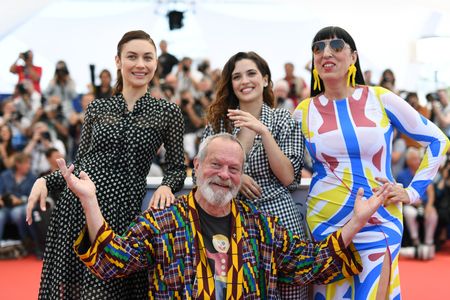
[276,184,391,285]
[58,158,153,280]
[57,158,104,243]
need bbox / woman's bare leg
[376,251,391,300]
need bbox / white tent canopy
[1,0,450,95]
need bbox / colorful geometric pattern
[293,86,449,299]
[74,189,365,299]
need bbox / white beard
[197,173,240,207]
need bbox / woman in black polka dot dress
[26,30,186,299]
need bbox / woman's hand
[239,174,262,201]
[227,109,268,136]
[26,178,48,225]
[373,177,410,205]
[148,185,176,210]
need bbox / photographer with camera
[23,122,66,176]
[428,89,450,138]
[196,59,216,109]
[9,50,42,94]
[12,80,42,125]
[31,95,69,141]
[44,60,78,119]
[178,89,205,164]
[197,59,211,79]
[176,56,200,98]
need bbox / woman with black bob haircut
[294,26,449,300]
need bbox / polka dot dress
[39,93,186,299]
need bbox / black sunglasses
[312,39,349,55]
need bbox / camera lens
[41,131,51,140]
[181,98,189,106]
[17,83,27,94]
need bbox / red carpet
[0,255,42,299]
[1,242,450,299]
[399,242,450,299]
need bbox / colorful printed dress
[293,86,449,299]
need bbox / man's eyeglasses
[311,39,349,55]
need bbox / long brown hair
[0,124,14,155]
[207,51,274,133]
[114,30,157,94]
[309,26,365,97]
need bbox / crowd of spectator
[1,43,449,260]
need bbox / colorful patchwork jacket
[74,189,362,299]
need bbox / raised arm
[277,184,389,285]
[9,53,22,74]
[340,185,389,246]
[270,109,304,187]
[227,108,296,186]
[56,158,103,241]
[57,158,154,279]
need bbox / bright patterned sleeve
[377,87,450,203]
[73,211,157,280]
[276,224,362,285]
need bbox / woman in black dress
[26,30,186,299]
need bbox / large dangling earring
[347,64,357,87]
[313,68,321,91]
